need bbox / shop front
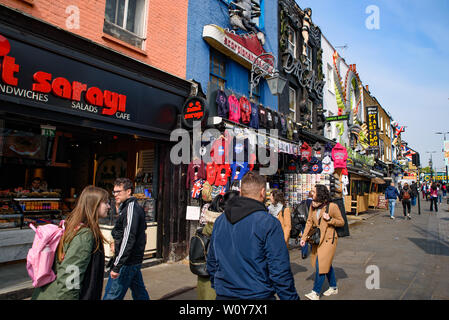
[0,9,192,263]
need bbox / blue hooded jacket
[207,196,299,300]
[385,185,400,200]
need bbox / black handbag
[307,217,321,245]
[306,204,329,245]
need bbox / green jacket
[32,228,94,300]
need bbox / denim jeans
[411,197,416,207]
[313,257,337,294]
[438,195,442,203]
[388,199,396,217]
[103,264,150,300]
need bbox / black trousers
[430,197,438,212]
[402,200,411,216]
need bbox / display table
[0,228,35,263]
[100,222,158,260]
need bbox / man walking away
[385,182,400,220]
[400,183,412,220]
[437,183,443,204]
[207,172,299,300]
[103,178,150,300]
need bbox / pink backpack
[26,221,65,288]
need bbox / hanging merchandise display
[309,157,323,174]
[284,173,332,207]
[321,155,335,175]
[258,104,268,129]
[239,96,252,125]
[332,143,348,169]
[216,90,229,118]
[300,142,312,162]
[228,94,241,123]
[249,101,259,129]
[186,159,206,189]
[312,142,323,160]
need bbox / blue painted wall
[186,0,279,110]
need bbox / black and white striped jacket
[111,197,147,273]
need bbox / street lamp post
[250,53,287,99]
[426,151,436,182]
[435,131,449,184]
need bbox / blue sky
[296,0,449,171]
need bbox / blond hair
[57,186,109,262]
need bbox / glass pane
[117,0,126,27]
[126,0,137,33]
[214,61,220,76]
[219,61,226,77]
[105,0,117,22]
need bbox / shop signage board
[181,96,208,129]
[366,106,379,147]
[0,32,183,133]
[325,114,349,122]
[203,24,274,75]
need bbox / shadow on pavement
[305,267,348,281]
[407,237,449,257]
[290,262,307,275]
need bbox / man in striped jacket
[103,178,149,300]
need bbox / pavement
[1,197,448,300]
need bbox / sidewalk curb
[158,285,197,300]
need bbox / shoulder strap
[281,206,285,218]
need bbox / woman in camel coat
[300,184,345,300]
[268,189,291,247]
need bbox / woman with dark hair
[197,191,240,300]
[268,189,291,247]
[300,184,344,300]
[430,183,438,212]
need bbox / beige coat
[301,202,344,274]
[277,207,292,247]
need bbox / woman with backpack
[195,191,240,300]
[300,184,344,300]
[400,183,412,220]
[268,189,291,247]
[32,186,110,300]
[430,183,439,212]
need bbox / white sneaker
[305,291,320,300]
[390,216,395,220]
[407,214,411,220]
[323,287,338,296]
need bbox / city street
[171,199,449,300]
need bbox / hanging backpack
[26,220,65,288]
[290,201,308,239]
[189,227,211,277]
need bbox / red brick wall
[1,0,188,78]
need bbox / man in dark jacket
[385,182,400,220]
[207,172,299,300]
[103,178,149,300]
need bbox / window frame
[103,0,148,48]
[307,99,313,128]
[209,50,227,90]
[327,63,334,94]
[288,86,296,119]
[287,26,297,59]
[305,44,313,71]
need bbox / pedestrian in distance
[410,182,418,207]
[442,184,447,197]
[299,191,314,259]
[437,183,443,204]
[300,184,345,300]
[385,182,400,220]
[32,186,110,300]
[399,183,412,220]
[103,178,150,300]
[196,191,239,300]
[429,183,438,213]
[268,189,292,247]
[207,171,299,300]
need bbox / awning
[371,177,386,184]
